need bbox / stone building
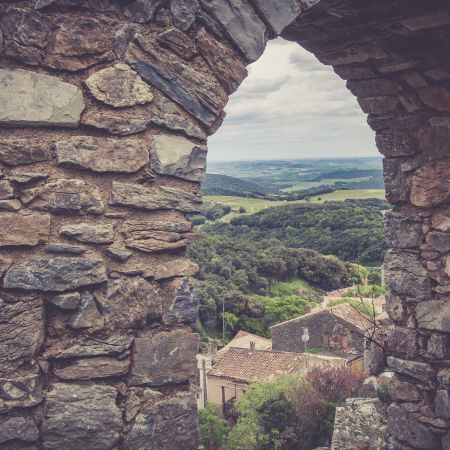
[0,0,449,448]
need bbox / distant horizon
[207,155,382,163]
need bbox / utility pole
[222,297,225,347]
[202,358,207,407]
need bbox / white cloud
[207,38,379,161]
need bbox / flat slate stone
[252,0,300,35]
[163,278,199,324]
[0,212,50,247]
[151,113,206,140]
[56,136,149,173]
[85,63,153,107]
[105,247,133,262]
[0,297,44,376]
[170,0,199,30]
[9,172,48,184]
[0,140,52,166]
[387,356,435,382]
[0,69,84,127]
[0,199,21,211]
[0,416,39,444]
[0,374,43,414]
[41,383,122,450]
[51,292,81,310]
[46,243,86,254]
[416,300,450,332]
[0,180,13,199]
[4,257,107,292]
[124,0,164,23]
[151,134,207,182]
[82,112,151,136]
[110,182,202,213]
[59,223,114,244]
[68,291,104,329]
[153,258,198,280]
[54,356,130,380]
[200,0,266,62]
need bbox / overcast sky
[207,38,380,161]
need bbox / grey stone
[23,179,104,215]
[0,199,21,211]
[163,278,199,324]
[41,383,122,450]
[55,335,133,359]
[0,69,84,127]
[253,0,300,35]
[51,292,81,310]
[114,23,134,58]
[85,64,153,107]
[126,38,226,127]
[105,247,133,262]
[54,356,130,380]
[35,0,56,9]
[110,182,202,213]
[128,330,199,386]
[438,368,450,389]
[0,416,39,444]
[390,375,420,401]
[68,292,104,330]
[151,114,206,140]
[199,0,266,62]
[428,334,448,359]
[124,392,199,450]
[124,0,164,23]
[9,172,48,184]
[0,374,43,414]
[0,140,52,166]
[416,300,450,332]
[387,356,435,382]
[386,293,405,323]
[426,231,450,252]
[4,257,107,292]
[383,250,430,299]
[82,112,151,136]
[435,390,450,419]
[59,223,114,244]
[170,0,199,30]
[384,211,423,248]
[96,277,162,330]
[46,243,86,254]
[0,297,43,376]
[153,258,198,280]
[388,405,438,449]
[0,213,50,247]
[151,134,207,182]
[387,325,419,358]
[431,212,450,232]
[198,9,226,39]
[56,136,149,173]
[0,180,13,199]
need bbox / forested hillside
[202,173,278,196]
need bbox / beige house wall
[207,376,247,407]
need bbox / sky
[207,38,380,161]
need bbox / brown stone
[418,86,450,111]
[347,79,402,98]
[428,334,448,359]
[438,368,450,389]
[431,212,450,231]
[0,416,39,444]
[0,200,21,211]
[0,212,50,247]
[386,293,405,323]
[157,28,197,59]
[0,257,13,278]
[0,180,14,200]
[416,300,450,332]
[435,390,450,420]
[68,291,104,330]
[59,223,114,244]
[419,126,450,153]
[383,158,410,204]
[81,112,151,136]
[153,258,198,280]
[411,161,450,207]
[387,326,419,358]
[0,139,52,166]
[376,131,418,157]
[0,374,43,413]
[54,357,130,380]
[358,96,399,115]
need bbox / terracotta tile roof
[218,330,272,355]
[208,347,303,383]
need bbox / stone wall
[0,0,449,448]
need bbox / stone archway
[0,0,448,448]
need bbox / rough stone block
[124,0,164,23]
[387,326,419,358]
[390,376,420,401]
[46,243,86,254]
[0,180,13,200]
[151,113,206,140]
[157,28,198,59]
[426,231,450,252]
[428,334,448,359]
[105,247,133,262]
[0,199,21,211]
[153,258,198,280]
[59,223,114,244]
[383,158,410,204]
[347,79,402,98]
[384,211,423,248]
[0,212,50,247]
[375,131,418,157]
[386,293,405,323]
[252,0,300,35]
[51,292,81,310]
[435,390,450,419]
[82,112,151,136]
[56,136,150,173]
[418,86,450,111]
[0,416,39,444]
[416,300,450,332]
[9,172,48,184]
[0,69,84,127]
[41,383,122,450]
[431,212,450,232]
[438,368,450,389]
[411,161,450,207]
[170,0,199,31]
[68,291,104,330]
[163,278,200,324]
[0,139,52,166]
[358,96,399,115]
[0,374,43,413]
[387,356,435,382]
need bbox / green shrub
[377,379,392,405]
[198,402,228,450]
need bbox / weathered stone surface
[157,28,197,59]
[390,376,420,401]
[124,0,164,23]
[122,219,195,253]
[383,157,410,204]
[0,374,43,413]
[105,247,133,262]
[85,64,153,107]
[126,37,227,127]
[170,0,199,30]
[96,277,162,330]
[435,390,450,419]
[438,368,450,389]
[9,172,48,184]
[110,182,202,213]
[253,0,300,35]
[0,297,43,375]
[4,257,107,292]
[383,250,430,299]
[388,405,438,449]
[416,300,450,332]
[428,334,448,359]
[387,356,435,382]
[56,136,149,174]
[0,180,13,200]
[426,231,450,252]
[82,112,151,136]
[0,212,50,247]
[163,278,199,324]
[151,114,206,140]
[151,134,207,182]
[384,211,423,248]
[431,212,450,231]
[153,258,198,280]
[375,131,418,157]
[59,223,114,244]
[128,330,199,386]
[0,200,21,212]
[124,392,199,450]
[358,96,399,115]
[23,179,104,215]
[386,293,405,323]
[411,161,450,207]
[55,335,133,359]
[0,257,12,279]
[200,0,266,62]
[41,383,122,449]
[0,416,39,444]
[51,292,81,310]
[54,356,130,380]
[113,23,134,58]
[387,326,419,358]
[0,140,52,166]
[418,86,450,111]
[68,291,104,329]
[347,79,402,98]
[0,69,84,127]
[46,243,86,254]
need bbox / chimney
[249,341,256,355]
[305,305,311,313]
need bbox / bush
[198,402,228,450]
[377,379,392,405]
[239,206,246,213]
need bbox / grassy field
[204,189,386,222]
[280,177,372,193]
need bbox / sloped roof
[270,303,372,332]
[218,330,272,355]
[208,347,303,383]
